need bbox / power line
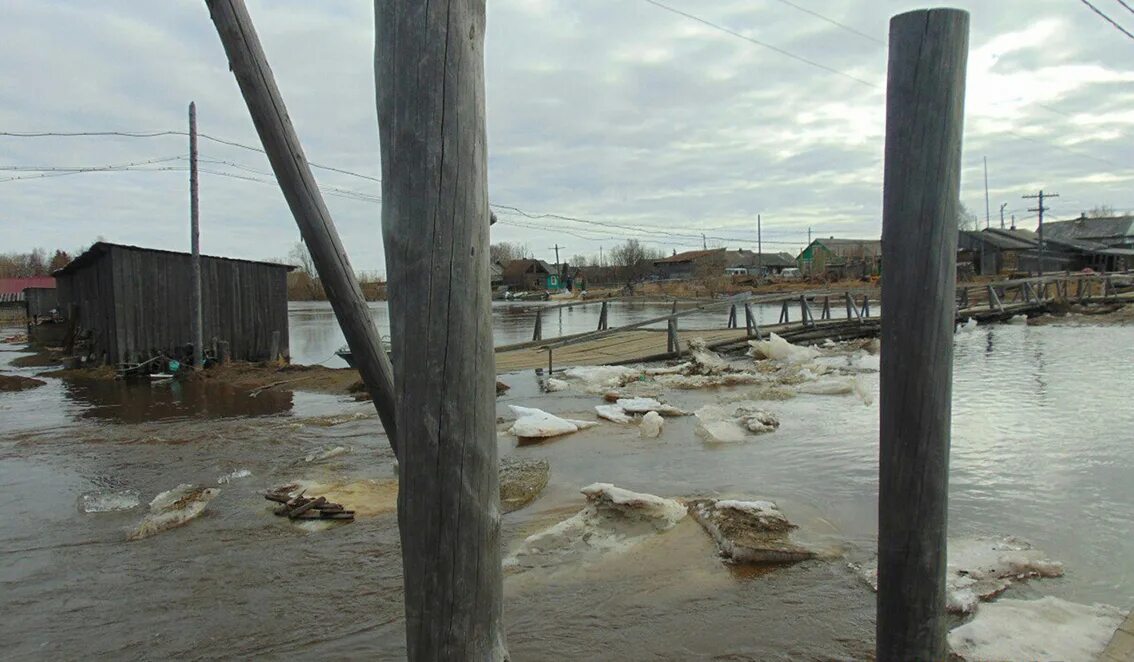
[1116,0,1134,16]
[767,0,884,45]
[1077,0,1134,41]
[0,130,383,184]
[639,0,879,88]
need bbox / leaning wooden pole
[203,0,398,451]
[375,2,506,660]
[878,9,968,661]
[189,102,205,369]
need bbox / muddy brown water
[1,309,1132,660]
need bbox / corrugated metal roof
[0,277,55,295]
[54,242,295,276]
[653,248,727,264]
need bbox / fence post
[878,9,969,662]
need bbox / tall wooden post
[375,2,506,659]
[189,102,204,368]
[204,0,399,450]
[878,9,968,661]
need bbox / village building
[1042,214,1134,249]
[729,252,799,277]
[54,242,292,365]
[0,276,56,322]
[500,258,561,291]
[797,238,883,278]
[959,226,1134,274]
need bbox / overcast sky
[2,0,1132,272]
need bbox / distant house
[501,258,560,291]
[960,227,1133,274]
[1043,214,1134,249]
[729,252,798,277]
[0,276,56,322]
[652,248,741,280]
[55,242,293,365]
[797,238,882,278]
[489,260,505,288]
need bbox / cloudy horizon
[2,0,1132,274]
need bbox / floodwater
[1,307,1132,660]
[288,298,855,365]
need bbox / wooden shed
[55,242,292,365]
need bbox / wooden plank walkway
[495,327,746,373]
[1101,610,1134,661]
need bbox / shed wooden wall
[23,287,59,318]
[58,246,288,364]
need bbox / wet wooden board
[494,328,747,373]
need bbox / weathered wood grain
[375,1,507,659]
[878,8,969,661]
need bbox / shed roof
[961,229,1035,250]
[0,276,55,295]
[500,258,550,279]
[809,238,882,255]
[54,242,295,276]
[1043,216,1134,242]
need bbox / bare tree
[489,241,528,264]
[288,241,315,275]
[956,202,978,230]
[569,253,590,268]
[1087,205,1116,218]
[609,239,663,283]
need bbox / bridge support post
[532,310,543,341]
[779,300,790,324]
[597,301,608,331]
[822,296,831,320]
[666,317,679,355]
[878,8,968,662]
[861,294,871,318]
[727,304,737,329]
[744,303,761,339]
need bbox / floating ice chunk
[948,596,1123,662]
[127,484,219,541]
[544,378,569,392]
[303,446,350,463]
[688,498,814,564]
[217,469,252,484]
[595,404,633,423]
[695,403,779,442]
[956,318,978,333]
[798,377,856,395]
[561,365,642,389]
[1007,314,1028,325]
[854,536,1065,614]
[748,333,820,364]
[639,411,664,438]
[686,338,730,374]
[79,489,141,513]
[505,483,685,570]
[851,351,880,372]
[508,405,597,438]
[616,397,686,417]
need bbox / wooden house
[501,258,560,291]
[797,238,882,278]
[54,242,292,365]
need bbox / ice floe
[695,403,780,442]
[948,596,1123,662]
[127,484,219,541]
[79,489,141,513]
[508,405,598,439]
[688,498,814,564]
[303,446,351,463]
[505,483,685,570]
[639,411,664,438]
[217,468,252,484]
[748,333,820,365]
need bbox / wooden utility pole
[189,102,204,368]
[1024,190,1058,275]
[375,2,506,660]
[203,0,398,449]
[879,8,968,661]
[757,213,763,279]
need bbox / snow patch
[948,596,1123,662]
[127,484,219,541]
[543,377,569,392]
[1007,314,1028,325]
[561,365,642,390]
[956,318,978,333]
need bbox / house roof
[653,248,727,265]
[1043,216,1134,243]
[749,252,797,267]
[961,229,1035,250]
[500,258,550,279]
[54,242,295,276]
[0,276,55,295]
[809,238,882,256]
